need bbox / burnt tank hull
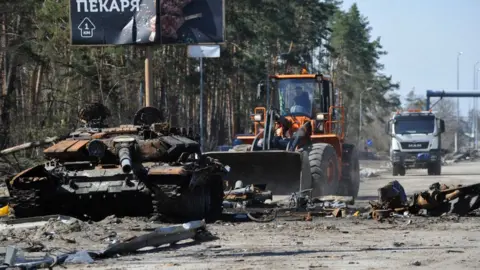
[8,161,224,222]
[6,107,227,222]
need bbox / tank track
[8,180,154,221]
[8,176,224,222]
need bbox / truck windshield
[277,79,316,117]
[394,115,435,134]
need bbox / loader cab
[276,78,315,117]
[257,73,335,118]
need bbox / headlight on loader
[254,114,262,122]
[316,113,324,121]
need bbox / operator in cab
[290,86,311,114]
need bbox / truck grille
[400,142,429,149]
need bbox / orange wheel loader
[205,70,360,198]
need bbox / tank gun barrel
[118,147,132,173]
[0,136,63,157]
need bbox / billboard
[70,0,225,45]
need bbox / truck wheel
[432,161,442,175]
[392,166,398,176]
[341,144,360,199]
[308,143,340,197]
[427,165,433,175]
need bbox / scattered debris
[0,219,212,269]
[411,261,422,266]
[360,168,383,178]
[223,182,360,222]
[223,181,273,208]
[370,181,480,220]
[222,181,277,222]
[4,245,70,269]
[393,242,404,247]
[65,250,95,264]
[101,220,208,257]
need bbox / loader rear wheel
[308,143,340,197]
[341,144,360,198]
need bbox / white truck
[385,110,445,176]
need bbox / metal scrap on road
[370,180,480,221]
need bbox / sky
[340,0,480,116]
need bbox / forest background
[1,0,463,160]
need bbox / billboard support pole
[199,57,204,152]
[187,45,220,152]
[145,47,153,107]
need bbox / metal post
[470,102,474,148]
[199,57,204,152]
[455,52,462,153]
[475,65,480,150]
[472,63,476,149]
[457,53,461,117]
[145,47,153,107]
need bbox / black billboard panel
[70,0,225,45]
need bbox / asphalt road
[65,160,480,270]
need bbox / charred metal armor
[7,106,227,222]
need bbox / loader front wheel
[309,143,340,197]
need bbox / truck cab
[385,109,445,176]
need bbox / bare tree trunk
[0,15,21,148]
[1,13,7,97]
[33,64,43,125]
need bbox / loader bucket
[204,150,304,195]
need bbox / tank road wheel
[308,143,340,197]
[152,175,224,223]
[180,175,224,222]
[341,144,360,199]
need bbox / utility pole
[145,47,153,107]
[199,57,204,151]
[455,52,462,153]
[475,62,480,150]
[187,45,221,152]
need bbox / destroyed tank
[5,104,228,222]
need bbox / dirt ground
[1,160,480,269]
[87,217,480,270]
